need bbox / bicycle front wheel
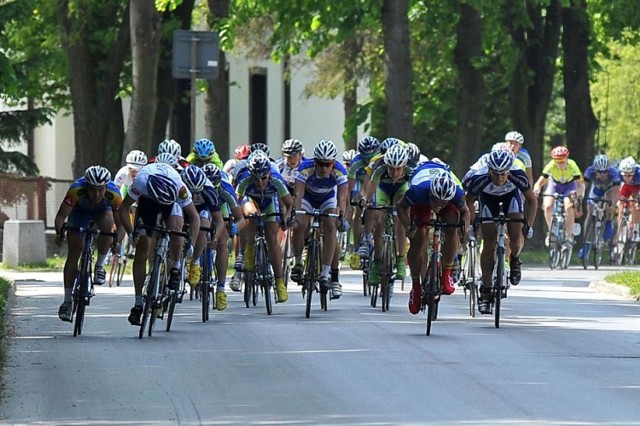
[380,240,393,312]
[582,220,595,270]
[494,250,505,329]
[304,241,318,319]
[425,257,439,336]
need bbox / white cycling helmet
[380,137,401,154]
[592,154,609,172]
[126,150,148,168]
[250,142,271,158]
[487,149,514,172]
[158,139,181,157]
[405,143,421,166]
[156,152,178,167]
[491,142,512,152]
[619,156,637,173]
[384,144,409,167]
[342,149,356,163]
[505,131,524,144]
[430,169,457,201]
[84,165,111,186]
[313,139,338,161]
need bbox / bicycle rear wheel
[361,258,370,297]
[166,291,177,332]
[116,258,126,286]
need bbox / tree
[123,0,162,157]
[562,0,598,169]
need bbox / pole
[190,34,199,148]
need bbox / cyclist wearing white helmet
[114,150,148,198]
[359,144,413,286]
[505,130,533,183]
[578,154,621,261]
[54,165,124,322]
[234,151,293,303]
[346,136,380,269]
[153,138,190,170]
[118,162,201,326]
[616,156,640,245]
[290,139,349,299]
[186,137,224,169]
[464,148,537,315]
[277,138,307,194]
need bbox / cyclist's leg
[406,205,430,314]
[93,209,115,285]
[187,211,209,289]
[439,205,461,295]
[59,210,85,321]
[214,223,230,310]
[166,203,186,290]
[506,195,526,285]
[291,200,311,282]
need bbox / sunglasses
[621,173,634,177]
[490,170,509,177]
[596,170,609,174]
[253,175,269,181]
[315,160,334,168]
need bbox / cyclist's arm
[532,175,547,195]
[522,188,538,228]
[118,194,136,236]
[211,210,225,244]
[293,180,306,211]
[183,203,201,245]
[280,193,293,220]
[230,205,246,232]
[54,202,73,237]
[396,196,411,232]
[337,183,348,216]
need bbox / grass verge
[0,256,65,272]
[0,276,12,369]
[603,271,640,297]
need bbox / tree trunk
[562,0,598,168]
[454,2,485,175]
[205,0,231,160]
[381,0,413,142]
[505,0,562,175]
[56,0,130,176]
[124,0,162,157]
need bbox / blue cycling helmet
[201,163,222,186]
[193,138,215,160]
[181,165,207,193]
[248,151,271,178]
[380,137,401,155]
[147,174,178,205]
[487,149,514,172]
[357,136,380,156]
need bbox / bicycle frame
[366,205,396,312]
[200,225,217,322]
[544,193,573,270]
[243,212,279,314]
[582,198,610,270]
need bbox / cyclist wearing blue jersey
[291,139,350,299]
[397,162,470,315]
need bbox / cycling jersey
[276,156,307,191]
[63,178,122,211]
[113,166,135,198]
[464,164,530,217]
[516,147,532,168]
[295,159,348,196]
[127,163,193,208]
[583,165,621,192]
[185,151,224,169]
[464,153,526,183]
[192,181,220,214]
[404,161,465,209]
[347,153,375,181]
[541,159,582,184]
[236,167,290,201]
[370,165,413,205]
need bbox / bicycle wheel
[165,290,177,332]
[201,250,212,322]
[72,274,88,337]
[108,255,118,287]
[467,243,478,318]
[116,258,126,286]
[304,241,317,319]
[494,250,505,329]
[625,241,638,266]
[258,243,273,315]
[582,219,595,270]
[380,241,392,312]
[424,254,439,336]
[139,258,161,339]
[282,230,292,289]
[243,271,253,308]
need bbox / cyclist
[290,139,349,299]
[277,138,306,195]
[616,156,640,243]
[342,149,356,170]
[579,154,620,258]
[465,149,537,315]
[346,136,380,269]
[114,150,148,198]
[180,165,228,309]
[505,131,533,183]
[201,164,246,293]
[185,138,224,169]
[405,142,428,168]
[236,151,293,303]
[533,145,585,247]
[362,144,412,286]
[397,162,469,314]
[118,162,201,326]
[150,139,190,170]
[223,144,251,181]
[54,166,123,322]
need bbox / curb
[589,280,638,300]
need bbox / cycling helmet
[147,174,178,205]
[248,151,272,178]
[430,169,457,201]
[593,154,609,172]
[282,139,304,156]
[181,165,207,193]
[201,163,222,186]
[234,144,251,160]
[380,137,401,155]
[550,145,570,160]
[313,139,338,161]
[491,142,512,152]
[126,150,148,168]
[487,149,514,172]
[158,139,181,157]
[357,136,380,156]
[384,144,409,167]
[193,138,215,159]
[250,142,271,158]
[342,149,356,164]
[156,152,178,167]
[505,131,525,144]
[619,156,637,173]
[405,143,421,165]
[84,165,111,186]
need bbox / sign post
[172,30,220,146]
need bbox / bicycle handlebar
[244,212,282,219]
[475,216,527,224]
[61,223,118,246]
[294,210,340,218]
[585,197,612,205]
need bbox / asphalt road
[1,266,639,425]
